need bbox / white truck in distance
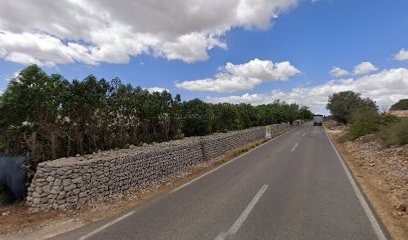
[313,115,323,126]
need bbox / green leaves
[326,91,378,125]
[0,65,311,164]
[390,99,408,111]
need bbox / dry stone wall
[27,123,291,211]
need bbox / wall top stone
[41,126,271,167]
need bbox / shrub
[390,99,408,110]
[380,118,408,146]
[347,109,379,140]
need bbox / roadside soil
[326,121,408,240]
[0,128,293,240]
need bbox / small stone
[33,198,41,205]
[58,204,67,211]
[396,203,407,212]
[75,154,80,157]
[65,184,76,192]
[79,192,88,198]
[72,177,83,184]
[32,192,40,198]
[78,198,87,206]
[1,211,11,216]
[67,196,78,203]
[42,185,51,193]
[54,179,62,186]
[50,186,61,194]
[62,179,72,187]
[46,176,55,182]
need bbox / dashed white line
[215,184,269,240]
[325,130,387,240]
[302,132,306,137]
[172,128,297,193]
[290,142,299,152]
[78,210,136,240]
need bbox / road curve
[52,124,388,240]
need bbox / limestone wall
[26,123,291,211]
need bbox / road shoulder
[326,127,408,239]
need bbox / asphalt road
[52,124,388,240]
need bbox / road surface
[52,124,388,240]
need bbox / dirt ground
[0,129,293,240]
[326,121,408,240]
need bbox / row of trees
[0,65,314,164]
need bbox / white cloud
[329,66,350,78]
[0,0,299,65]
[145,87,170,93]
[394,49,408,61]
[353,61,378,75]
[206,68,408,113]
[176,58,300,92]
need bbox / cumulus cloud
[0,0,299,65]
[145,87,170,93]
[353,61,378,75]
[394,49,408,61]
[206,68,408,113]
[176,58,300,92]
[329,66,350,78]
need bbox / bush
[346,109,379,140]
[390,99,408,110]
[380,118,408,146]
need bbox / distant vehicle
[313,114,323,126]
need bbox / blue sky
[1,0,408,114]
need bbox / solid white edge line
[325,130,387,240]
[78,210,136,240]
[215,184,269,240]
[290,142,299,152]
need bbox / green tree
[0,65,315,164]
[390,99,408,111]
[326,91,377,124]
[182,99,214,136]
[297,106,314,120]
[212,103,243,132]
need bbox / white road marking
[290,142,299,152]
[215,184,268,240]
[325,130,387,240]
[78,128,298,240]
[171,128,297,193]
[78,210,136,240]
[302,132,306,137]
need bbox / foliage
[389,99,408,111]
[346,108,380,140]
[0,65,314,164]
[297,106,314,120]
[326,91,377,125]
[380,118,408,146]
